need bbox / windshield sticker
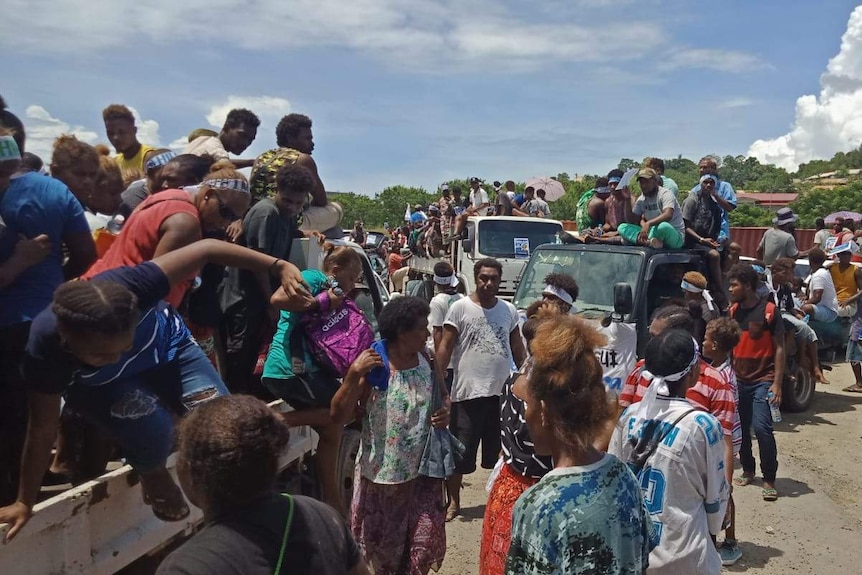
[514,237,530,259]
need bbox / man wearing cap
[388,247,412,291]
[756,208,808,266]
[830,241,862,318]
[617,168,686,249]
[429,261,464,393]
[468,177,490,216]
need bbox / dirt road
[438,362,862,574]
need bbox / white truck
[409,216,564,299]
[0,238,385,575]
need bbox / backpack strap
[273,494,295,575]
[631,408,697,476]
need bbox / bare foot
[445,503,460,522]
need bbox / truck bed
[0,401,317,575]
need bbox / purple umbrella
[825,211,862,224]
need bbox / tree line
[330,152,862,231]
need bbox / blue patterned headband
[145,151,176,172]
[0,135,21,162]
[203,178,250,194]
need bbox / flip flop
[143,491,190,522]
[733,475,755,487]
[762,488,778,502]
[843,384,862,393]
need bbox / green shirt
[262,269,329,380]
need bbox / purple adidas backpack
[302,298,374,377]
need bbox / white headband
[681,279,715,311]
[637,337,700,423]
[433,273,459,287]
[542,284,574,306]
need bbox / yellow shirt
[830,263,858,302]
[116,144,156,175]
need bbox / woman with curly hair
[506,313,654,574]
[332,295,450,575]
[156,395,369,575]
[480,300,559,575]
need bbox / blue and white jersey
[609,396,729,575]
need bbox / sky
[4,0,862,194]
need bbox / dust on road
[438,362,862,574]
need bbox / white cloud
[0,0,753,73]
[718,97,755,110]
[205,96,292,128]
[659,48,769,73]
[130,107,162,148]
[749,6,862,171]
[22,105,99,164]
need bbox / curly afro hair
[377,295,430,342]
[275,114,312,148]
[275,163,315,197]
[543,272,579,303]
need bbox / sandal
[733,474,755,487]
[143,487,190,522]
[762,487,778,502]
[843,384,862,393]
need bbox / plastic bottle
[767,391,782,423]
[106,214,125,234]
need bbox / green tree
[618,158,639,171]
[790,182,862,227]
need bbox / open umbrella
[525,176,566,202]
[825,211,862,224]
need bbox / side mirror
[614,283,633,317]
[461,236,474,253]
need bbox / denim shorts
[847,340,862,364]
[811,303,838,323]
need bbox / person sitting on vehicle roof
[603,169,633,234]
[575,176,610,235]
[448,177,490,241]
[683,174,729,310]
[617,168,685,249]
[644,157,679,198]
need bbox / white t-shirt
[809,267,839,312]
[444,297,519,401]
[609,396,728,575]
[429,291,464,370]
[470,188,490,216]
[183,136,229,161]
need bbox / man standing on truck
[727,263,784,502]
[683,174,730,310]
[617,168,686,249]
[435,258,526,522]
[757,208,808,266]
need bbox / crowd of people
[1,90,860,575]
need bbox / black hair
[607,168,624,180]
[645,157,665,173]
[595,177,609,187]
[52,280,140,336]
[223,108,260,130]
[378,295,430,341]
[650,304,694,335]
[643,329,697,396]
[815,217,825,229]
[177,395,289,512]
[726,263,759,291]
[276,114,312,148]
[809,247,827,267]
[168,154,216,184]
[21,152,43,172]
[543,272,579,302]
[275,163,315,196]
[473,257,503,281]
[0,95,26,153]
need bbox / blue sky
[4,0,862,194]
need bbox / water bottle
[106,214,125,234]
[767,391,782,423]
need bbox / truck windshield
[477,219,561,259]
[513,248,643,312]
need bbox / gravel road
[438,362,862,574]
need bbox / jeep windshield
[477,219,561,259]
[512,247,643,313]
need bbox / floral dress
[351,354,447,575]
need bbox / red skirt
[479,463,540,575]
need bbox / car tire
[337,427,362,515]
[782,362,815,413]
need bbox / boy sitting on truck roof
[617,168,685,249]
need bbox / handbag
[418,350,465,480]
